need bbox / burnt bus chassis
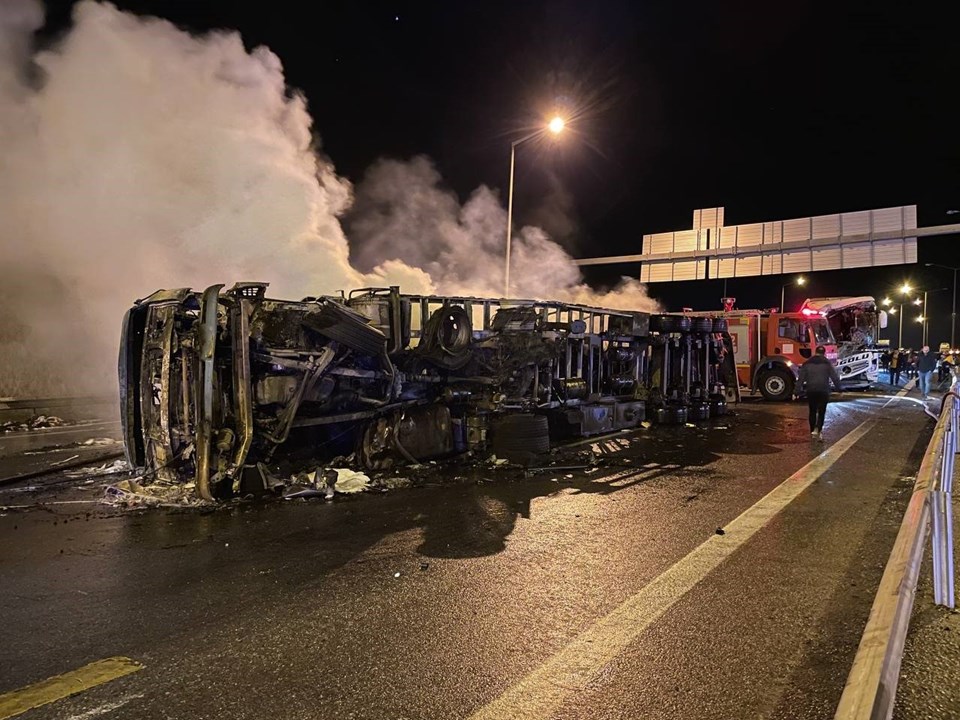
[120,283,732,501]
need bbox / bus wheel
[758,369,794,401]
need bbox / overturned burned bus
[119,284,732,500]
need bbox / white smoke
[347,155,659,308]
[0,0,655,398]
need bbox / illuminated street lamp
[504,115,566,297]
[886,287,913,347]
[897,287,948,346]
[780,275,806,312]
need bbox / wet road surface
[0,391,937,719]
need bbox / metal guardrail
[834,380,957,720]
[931,389,958,607]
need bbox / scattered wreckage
[120,284,735,501]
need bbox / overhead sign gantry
[574,205,955,282]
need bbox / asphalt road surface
[0,390,937,720]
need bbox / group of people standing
[885,346,954,397]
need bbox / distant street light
[887,284,916,347]
[504,116,567,297]
[780,275,806,312]
[897,286,949,346]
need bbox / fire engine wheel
[491,414,550,465]
[758,368,794,401]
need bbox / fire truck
[700,306,839,401]
[724,309,838,400]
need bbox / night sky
[42,0,960,347]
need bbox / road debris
[333,469,370,494]
[283,467,371,500]
[101,478,206,508]
[66,459,130,478]
[0,415,67,433]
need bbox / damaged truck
[119,284,733,501]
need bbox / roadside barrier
[834,380,957,719]
[0,396,116,425]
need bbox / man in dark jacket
[797,346,843,441]
[917,345,937,398]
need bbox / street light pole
[923,291,929,346]
[899,305,904,348]
[925,263,960,348]
[780,276,805,312]
[504,141,518,298]
[504,117,566,298]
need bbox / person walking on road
[889,350,902,386]
[917,344,937,398]
[798,345,843,441]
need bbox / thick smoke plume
[0,0,656,398]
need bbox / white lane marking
[469,419,876,720]
[66,693,144,720]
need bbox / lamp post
[925,263,960,349]
[780,275,806,312]
[504,116,565,297]
[882,297,899,346]
[894,283,948,347]
[884,284,916,348]
[899,284,914,348]
[886,305,900,347]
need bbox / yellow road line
[469,419,875,720]
[0,657,143,720]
